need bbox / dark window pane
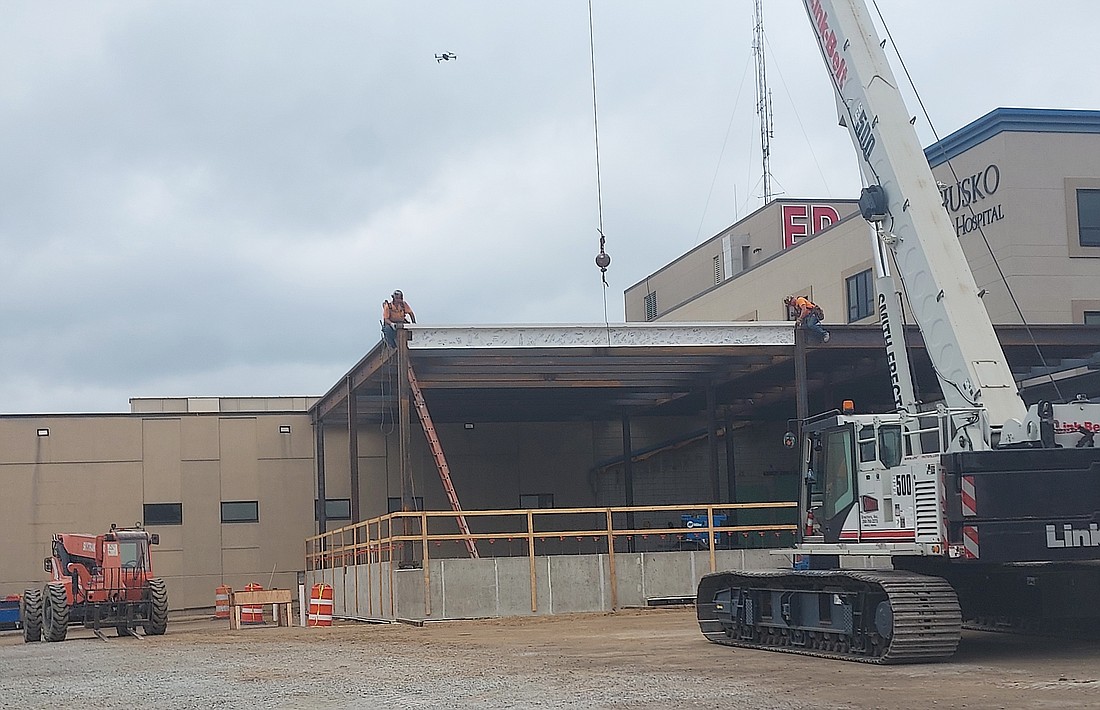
[327,499,351,520]
[144,503,183,526]
[846,269,874,322]
[1085,311,1100,325]
[221,501,259,523]
[387,497,423,513]
[315,499,351,520]
[520,493,554,509]
[1079,189,1100,247]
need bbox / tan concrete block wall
[0,411,314,611]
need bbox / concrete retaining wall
[307,548,831,622]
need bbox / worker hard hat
[784,295,794,304]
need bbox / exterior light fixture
[279,425,292,434]
[37,428,50,437]
[464,423,475,430]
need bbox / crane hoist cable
[588,1,613,344]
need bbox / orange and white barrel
[308,583,333,627]
[241,582,264,624]
[214,585,232,620]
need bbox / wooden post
[366,522,373,617]
[606,508,617,611]
[528,511,537,612]
[707,505,717,573]
[352,524,360,617]
[388,515,396,618]
[422,511,431,617]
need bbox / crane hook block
[595,251,611,271]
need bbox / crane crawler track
[697,569,961,664]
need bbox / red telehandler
[21,524,169,642]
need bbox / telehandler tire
[144,578,168,636]
[42,583,69,642]
[20,588,42,643]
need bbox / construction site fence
[305,502,798,574]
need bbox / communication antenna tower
[753,0,775,204]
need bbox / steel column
[725,416,738,502]
[795,328,809,422]
[707,385,720,502]
[622,414,635,553]
[397,328,413,561]
[347,376,361,524]
[314,416,327,535]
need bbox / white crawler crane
[696,0,1100,663]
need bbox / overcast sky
[3,1,1099,414]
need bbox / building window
[1078,189,1100,247]
[143,503,183,526]
[713,255,722,285]
[387,496,423,513]
[315,499,351,521]
[221,501,259,523]
[520,493,554,509]
[846,269,874,322]
[1085,311,1100,325]
[644,291,658,321]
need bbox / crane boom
[802,0,1027,432]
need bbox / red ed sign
[782,204,841,249]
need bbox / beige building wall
[0,398,315,611]
[625,199,859,322]
[639,213,870,325]
[627,114,1100,326]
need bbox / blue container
[681,514,727,545]
[0,596,20,630]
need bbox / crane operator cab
[798,403,954,557]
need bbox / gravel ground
[1,607,1098,709]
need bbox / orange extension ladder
[406,362,479,559]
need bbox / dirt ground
[1,607,1098,709]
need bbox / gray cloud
[1,0,1098,413]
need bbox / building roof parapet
[925,107,1100,167]
[405,323,794,349]
[129,396,318,414]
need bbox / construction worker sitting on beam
[381,290,416,348]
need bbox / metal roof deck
[310,323,1100,427]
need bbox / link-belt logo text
[1046,523,1100,548]
[1054,420,1098,434]
[807,0,849,90]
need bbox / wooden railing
[305,502,797,618]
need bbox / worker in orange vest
[381,290,416,347]
[784,294,830,343]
